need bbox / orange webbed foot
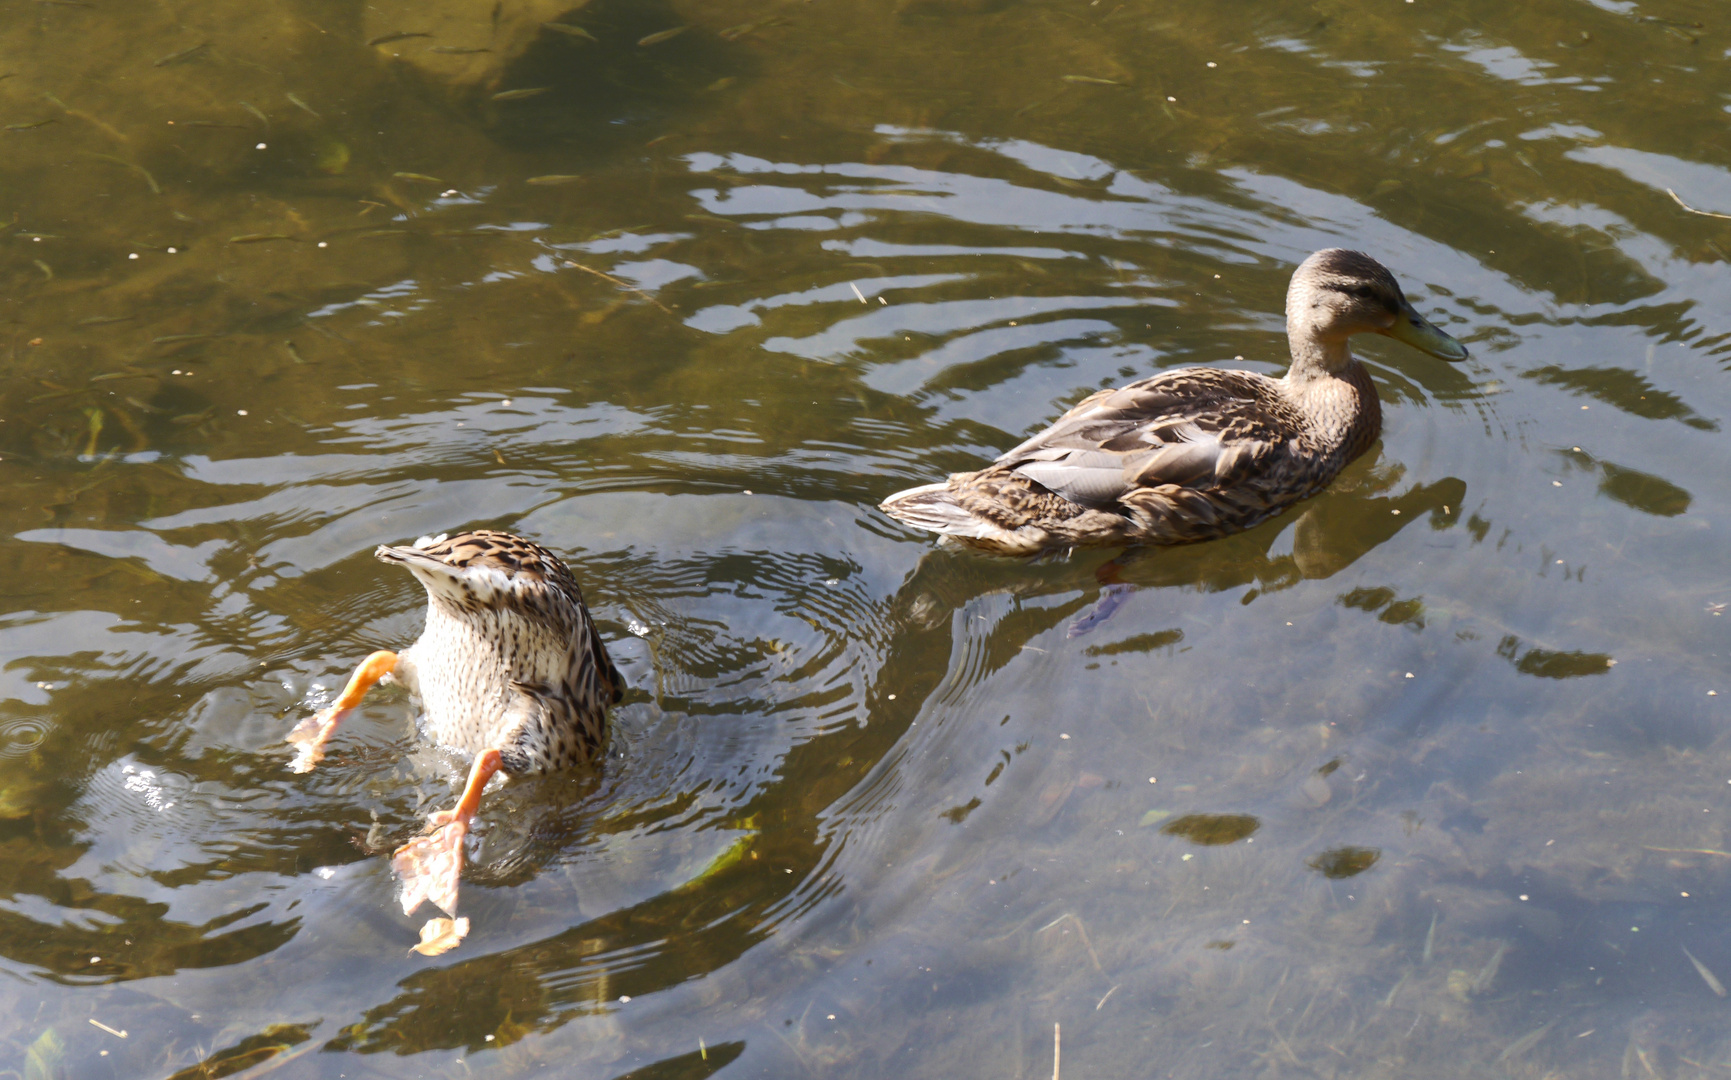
[285,707,343,773]
[285,651,398,773]
[390,749,504,924]
[393,819,467,919]
[411,916,470,956]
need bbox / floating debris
[719,17,785,41]
[24,1028,63,1080]
[161,1024,313,1080]
[1306,846,1380,878]
[367,31,432,46]
[1472,940,1508,994]
[1497,1020,1555,1063]
[718,22,755,40]
[1638,14,1704,27]
[87,153,160,194]
[315,137,349,175]
[637,25,690,47]
[82,407,105,457]
[1668,188,1731,220]
[1160,813,1259,845]
[1036,912,1105,976]
[43,91,127,143]
[1683,946,1727,996]
[542,22,597,41]
[1382,968,1411,1008]
[562,259,675,315]
[153,41,211,67]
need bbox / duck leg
[286,650,398,772]
[393,748,504,920]
[1066,558,1136,638]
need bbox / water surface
[4,0,1731,1076]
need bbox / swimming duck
[287,530,621,944]
[879,249,1469,555]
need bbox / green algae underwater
[3,0,1731,1076]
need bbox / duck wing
[998,369,1292,510]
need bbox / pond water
[4,0,1731,1076]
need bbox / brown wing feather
[998,368,1296,509]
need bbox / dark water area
[3,0,1731,1076]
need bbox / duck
[286,529,621,948]
[879,249,1469,556]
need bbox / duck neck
[1284,327,1353,382]
[1281,338,1380,453]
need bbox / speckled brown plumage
[282,529,622,933]
[379,530,622,775]
[879,249,1468,555]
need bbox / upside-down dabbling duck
[287,530,621,947]
[879,249,1469,555]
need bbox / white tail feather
[880,482,996,538]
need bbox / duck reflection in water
[898,467,1469,641]
[879,249,1470,630]
[286,530,621,950]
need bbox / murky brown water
[5,0,1731,1076]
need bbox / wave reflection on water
[3,14,1731,1072]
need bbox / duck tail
[374,544,458,574]
[879,481,987,537]
[375,542,515,602]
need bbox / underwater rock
[360,0,732,130]
[361,0,583,97]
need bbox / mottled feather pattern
[376,530,621,774]
[905,366,1376,553]
[877,248,1462,556]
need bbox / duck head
[1284,248,1469,374]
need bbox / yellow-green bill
[1387,301,1469,360]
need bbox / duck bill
[1385,301,1469,361]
